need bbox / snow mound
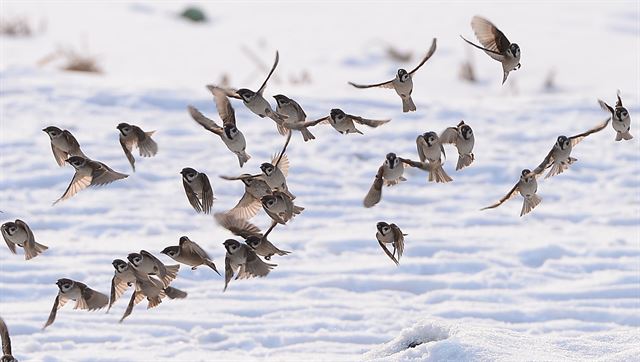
[365,319,640,361]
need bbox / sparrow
[481,168,543,216]
[261,191,304,225]
[416,131,453,183]
[220,174,272,219]
[119,268,187,322]
[257,131,295,198]
[313,108,390,135]
[189,86,251,167]
[127,250,180,288]
[598,91,633,141]
[223,239,276,292]
[215,212,290,260]
[439,121,475,170]
[532,118,610,179]
[180,167,214,214]
[363,152,408,208]
[461,16,521,84]
[217,51,287,124]
[1,317,17,362]
[161,236,220,275]
[107,259,137,312]
[1,219,48,260]
[116,122,158,172]
[349,38,437,112]
[376,222,407,265]
[43,278,109,329]
[273,94,324,141]
[42,126,87,167]
[53,156,128,205]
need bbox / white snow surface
[1,1,639,361]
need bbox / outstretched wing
[349,114,390,128]
[408,38,437,75]
[470,16,511,54]
[187,105,223,135]
[53,166,93,204]
[89,161,128,186]
[257,51,279,95]
[569,118,611,147]
[348,78,394,89]
[532,147,555,175]
[207,86,237,126]
[272,131,292,173]
[215,212,262,238]
[439,127,459,144]
[481,183,519,210]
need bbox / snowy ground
[1,1,639,361]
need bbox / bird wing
[16,219,38,260]
[51,143,69,166]
[532,147,555,175]
[377,238,399,265]
[223,256,234,292]
[119,135,136,171]
[399,158,429,170]
[416,136,428,162]
[183,179,203,213]
[272,131,292,173]
[215,212,262,238]
[54,165,93,204]
[481,182,519,210]
[348,78,394,89]
[208,86,237,126]
[363,166,384,208]
[133,126,158,157]
[89,160,128,186]
[569,117,611,147]
[597,99,614,115]
[140,250,168,280]
[408,38,437,75]
[182,238,211,260]
[78,284,109,311]
[219,174,255,181]
[229,192,262,220]
[109,274,130,311]
[62,130,84,156]
[187,105,223,135]
[1,226,17,254]
[243,249,276,277]
[439,127,459,145]
[43,293,69,329]
[348,114,390,128]
[471,16,511,54]
[0,317,12,356]
[390,224,405,260]
[257,51,279,95]
[199,173,215,214]
[119,290,138,322]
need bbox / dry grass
[0,16,33,37]
[38,46,103,74]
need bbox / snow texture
[0,1,638,361]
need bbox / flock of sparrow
[0,15,634,362]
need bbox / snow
[0,1,639,361]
